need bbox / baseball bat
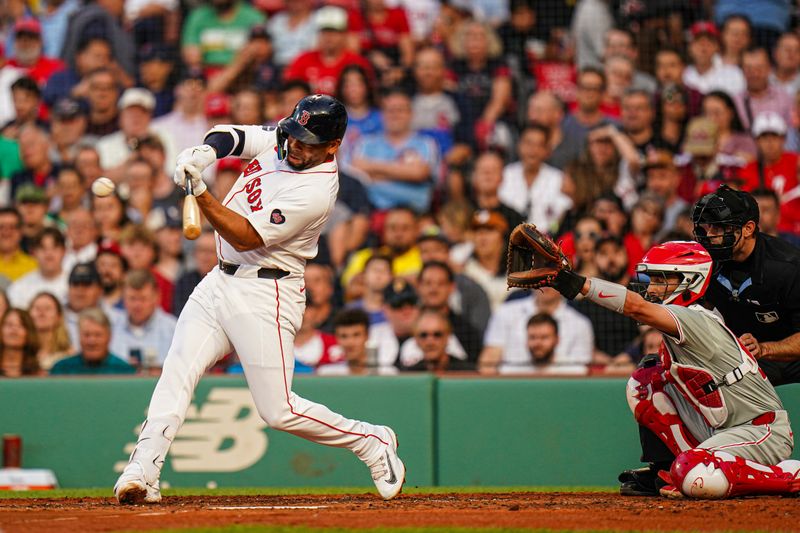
[182,177,202,240]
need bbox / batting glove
[174,145,215,195]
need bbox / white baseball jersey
[215,126,339,273]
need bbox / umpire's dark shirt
[705,233,800,385]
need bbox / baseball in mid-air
[91,177,115,197]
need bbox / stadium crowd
[0,0,798,377]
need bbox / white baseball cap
[752,111,787,137]
[118,88,156,112]
[315,6,348,32]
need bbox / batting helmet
[630,241,713,307]
[276,94,348,160]
[691,185,759,262]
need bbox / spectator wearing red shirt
[283,6,372,96]
[741,112,800,236]
[7,19,65,86]
[352,0,413,70]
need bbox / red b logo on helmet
[298,110,310,126]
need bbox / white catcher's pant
[135,266,390,473]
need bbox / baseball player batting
[508,225,800,498]
[114,95,405,503]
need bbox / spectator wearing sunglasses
[400,310,474,372]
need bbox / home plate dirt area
[1,492,800,532]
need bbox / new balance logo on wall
[115,388,268,473]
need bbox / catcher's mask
[691,184,759,262]
[276,94,348,160]
[630,241,713,306]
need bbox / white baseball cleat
[367,427,405,500]
[114,462,162,504]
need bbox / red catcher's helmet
[633,241,713,306]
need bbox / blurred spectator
[351,89,438,212]
[701,90,757,163]
[49,98,90,165]
[124,0,180,48]
[436,200,473,265]
[568,235,639,363]
[42,37,114,108]
[267,0,318,66]
[95,242,127,309]
[771,32,800,96]
[469,150,525,234]
[303,263,337,333]
[0,208,37,283]
[119,224,173,312]
[8,227,67,308]
[626,192,665,269]
[284,6,371,95]
[654,47,703,117]
[740,112,800,236]
[655,84,689,152]
[677,117,721,201]
[562,67,611,147]
[153,215,184,285]
[110,269,177,369]
[207,27,280,95]
[123,158,157,224]
[683,21,745,96]
[74,145,104,185]
[357,0,414,75]
[751,187,800,247]
[736,46,797,151]
[336,64,381,166]
[479,287,593,374]
[514,313,571,375]
[1,77,44,139]
[7,20,65,86]
[341,206,421,288]
[497,0,545,78]
[28,291,72,370]
[498,122,571,232]
[401,309,473,372]
[608,326,664,375]
[230,87,265,125]
[322,308,374,375]
[603,28,657,94]
[462,210,510,310]
[84,67,121,136]
[370,278,420,368]
[451,20,512,150]
[0,308,40,376]
[40,0,81,59]
[92,192,129,242]
[172,231,216,315]
[269,79,312,125]
[603,55,634,118]
[526,90,581,170]
[50,307,135,375]
[205,92,232,127]
[560,215,602,278]
[347,254,392,325]
[0,132,23,183]
[410,46,459,158]
[63,262,103,345]
[11,126,59,200]
[417,260,481,362]
[571,0,613,69]
[181,0,265,72]
[620,89,658,158]
[60,0,136,76]
[137,44,176,118]
[53,168,90,226]
[62,208,97,273]
[715,0,789,51]
[324,167,372,269]
[294,288,343,371]
[643,148,688,240]
[15,185,53,252]
[417,226,491,334]
[135,134,182,211]
[719,14,752,67]
[152,71,209,157]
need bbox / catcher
[507,224,800,498]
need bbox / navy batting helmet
[691,184,759,262]
[276,94,348,159]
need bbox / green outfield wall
[2,376,800,488]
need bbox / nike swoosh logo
[300,287,306,293]
[598,292,615,299]
[385,453,397,484]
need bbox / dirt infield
[1,492,800,533]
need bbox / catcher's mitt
[506,223,572,290]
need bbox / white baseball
[91,177,115,197]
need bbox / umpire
[620,184,800,496]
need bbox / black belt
[218,261,289,279]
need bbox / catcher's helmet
[631,241,713,307]
[276,94,348,160]
[691,184,759,262]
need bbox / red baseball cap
[14,18,41,36]
[217,157,243,173]
[205,93,230,118]
[690,21,719,39]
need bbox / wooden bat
[182,177,202,240]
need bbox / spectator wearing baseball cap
[205,92,231,127]
[0,77,45,139]
[138,44,177,118]
[63,262,103,346]
[683,21,746,96]
[50,98,90,164]
[642,148,689,241]
[14,184,53,254]
[740,112,800,235]
[462,210,511,310]
[366,277,420,369]
[7,19,66,86]
[677,117,721,201]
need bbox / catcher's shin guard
[670,449,800,498]
[627,359,699,456]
